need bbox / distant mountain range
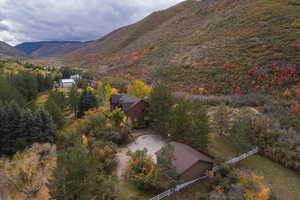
[15,41,93,57]
[0,41,27,58]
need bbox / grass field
[35,91,49,104]
[209,133,300,200]
[116,180,153,200]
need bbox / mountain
[65,0,300,94]
[16,41,92,57]
[0,41,27,58]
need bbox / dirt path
[116,148,130,179]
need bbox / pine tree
[78,90,98,118]
[169,98,191,141]
[190,101,209,151]
[68,87,80,118]
[0,101,57,155]
[0,77,25,106]
[32,108,56,143]
[48,139,111,200]
[148,83,174,136]
[0,101,22,155]
[229,112,257,153]
[45,98,65,129]
[11,71,38,101]
[48,90,67,111]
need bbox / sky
[0,0,184,46]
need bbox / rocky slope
[0,41,27,58]
[16,41,92,57]
[65,0,300,95]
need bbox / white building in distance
[60,79,75,88]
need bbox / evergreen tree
[168,99,209,151]
[45,98,65,129]
[11,71,38,101]
[78,90,98,118]
[0,101,22,155]
[229,112,257,153]
[48,90,67,110]
[48,139,115,200]
[0,77,25,106]
[148,83,174,136]
[190,101,209,151]
[68,87,80,118]
[36,73,53,92]
[0,101,57,155]
[32,108,56,143]
[169,98,191,141]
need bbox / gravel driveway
[128,135,167,162]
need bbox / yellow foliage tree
[127,80,151,99]
[241,173,271,200]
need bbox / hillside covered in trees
[65,0,300,96]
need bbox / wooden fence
[150,147,259,200]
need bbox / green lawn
[209,133,300,200]
[239,155,300,200]
[116,180,153,200]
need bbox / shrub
[127,149,167,191]
[3,143,56,200]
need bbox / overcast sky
[0,0,184,46]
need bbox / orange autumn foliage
[199,87,206,95]
[282,89,292,97]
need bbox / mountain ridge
[16,41,93,57]
[0,41,27,58]
[65,0,300,95]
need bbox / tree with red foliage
[295,88,300,99]
[235,86,241,95]
[291,103,300,115]
[255,85,261,91]
[223,64,231,70]
[249,67,257,74]
[295,44,300,51]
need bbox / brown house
[110,94,149,126]
[157,142,214,181]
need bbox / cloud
[0,0,184,45]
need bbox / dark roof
[110,94,122,104]
[160,142,213,175]
[110,93,142,112]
